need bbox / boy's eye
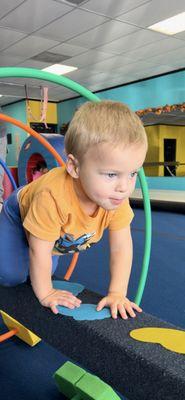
[107,173,117,178]
[130,171,138,178]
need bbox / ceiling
[0,0,185,109]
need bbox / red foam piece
[3,167,18,200]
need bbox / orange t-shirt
[19,167,134,255]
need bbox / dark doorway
[164,138,176,176]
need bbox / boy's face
[68,142,147,212]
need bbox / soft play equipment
[3,166,18,199]
[18,134,66,185]
[53,280,111,321]
[0,157,17,194]
[0,309,41,346]
[54,361,121,400]
[0,112,65,169]
[0,282,185,400]
[130,326,185,354]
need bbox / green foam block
[54,361,86,398]
[76,372,121,400]
[54,361,121,400]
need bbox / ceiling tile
[49,85,78,101]
[81,0,151,18]
[19,78,59,88]
[0,54,26,67]
[50,42,87,57]
[66,67,100,81]
[87,75,133,92]
[0,0,185,104]
[48,87,75,101]
[17,59,52,69]
[78,59,178,89]
[146,46,185,66]
[125,38,185,61]
[76,54,139,74]
[48,86,73,94]
[36,8,108,41]
[0,83,26,97]
[24,86,50,99]
[166,59,185,69]
[0,28,27,51]
[65,49,113,68]
[0,78,58,97]
[80,71,112,84]
[2,36,60,57]
[111,60,158,75]
[132,65,177,81]
[174,31,185,41]
[68,20,139,48]
[0,0,24,19]
[117,0,185,28]
[0,77,30,85]
[57,91,76,101]
[0,96,23,106]
[0,0,72,34]
[97,29,168,55]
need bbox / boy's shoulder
[19,167,75,225]
[20,167,70,207]
[37,166,71,200]
[34,166,67,187]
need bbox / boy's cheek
[129,182,136,195]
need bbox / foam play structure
[0,157,18,198]
[54,361,121,400]
[1,281,185,400]
[18,133,66,186]
[0,310,41,346]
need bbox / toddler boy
[0,101,147,319]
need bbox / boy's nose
[115,178,128,193]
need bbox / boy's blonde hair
[65,100,147,160]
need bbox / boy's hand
[40,289,82,314]
[96,292,142,320]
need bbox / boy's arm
[108,225,133,296]
[28,233,55,300]
[28,233,81,313]
[97,225,142,319]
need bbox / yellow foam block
[130,327,185,354]
[0,310,41,347]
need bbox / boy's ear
[66,154,80,178]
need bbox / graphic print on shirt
[53,231,95,254]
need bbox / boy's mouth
[109,198,123,205]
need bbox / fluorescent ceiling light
[148,12,185,35]
[0,95,3,97]
[42,64,77,75]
